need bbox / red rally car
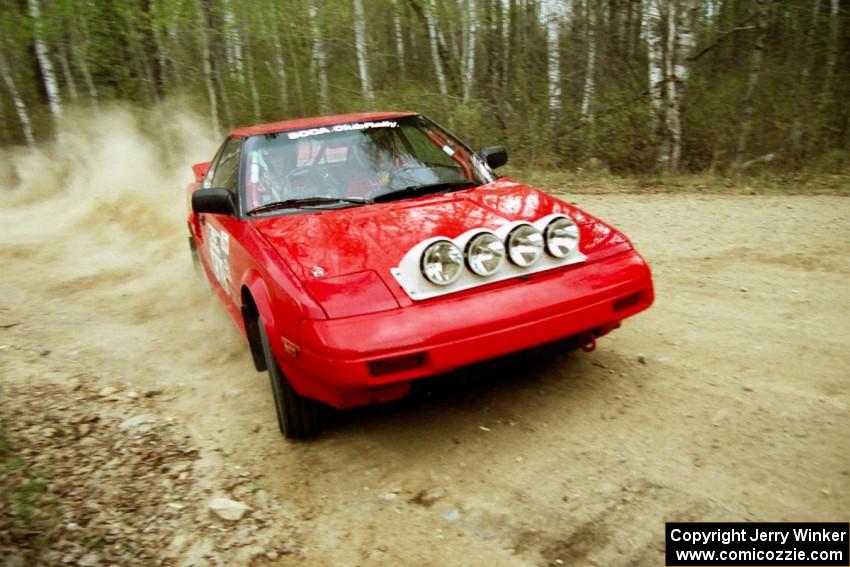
[186,111,654,438]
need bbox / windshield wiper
[247,196,370,215]
[373,181,477,203]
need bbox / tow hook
[579,332,597,352]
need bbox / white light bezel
[391,214,586,301]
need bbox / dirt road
[1,118,848,565]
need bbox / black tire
[189,235,211,291]
[257,318,321,439]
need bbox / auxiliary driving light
[506,224,544,267]
[465,232,506,276]
[421,240,463,285]
[544,216,580,258]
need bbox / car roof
[229,111,419,138]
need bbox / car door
[197,137,243,317]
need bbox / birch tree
[734,0,770,170]
[426,0,449,101]
[662,0,700,173]
[28,0,62,118]
[643,0,665,141]
[242,22,262,121]
[391,0,406,78]
[790,0,821,151]
[580,0,598,135]
[222,0,244,83]
[0,0,845,171]
[0,50,35,147]
[195,0,220,135]
[265,1,289,112]
[820,0,840,108]
[70,21,99,108]
[500,0,511,88]
[57,44,78,102]
[542,0,567,129]
[353,0,375,103]
[286,21,306,114]
[309,1,330,113]
[462,0,477,103]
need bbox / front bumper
[282,250,653,408]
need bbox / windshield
[241,115,494,214]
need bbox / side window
[399,124,459,169]
[210,138,242,193]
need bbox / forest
[0,0,847,174]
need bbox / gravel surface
[1,141,848,566]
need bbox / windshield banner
[287,120,398,140]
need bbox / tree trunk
[57,43,78,102]
[28,0,62,118]
[71,17,99,108]
[222,0,244,83]
[286,21,306,115]
[166,19,183,85]
[463,0,477,103]
[121,10,162,106]
[580,0,598,143]
[658,0,677,172]
[662,0,699,173]
[391,0,406,78]
[643,0,665,141]
[265,1,289,113]
[426,0,449,101]
[820,0,840,107]
[542,0,565,129]
[353,0,375,103]
[734,0,769,170]
[195,0,220,136]
[309,1,330,113]
[790,0,821,151]
[0,50,36,147]
[243,25,261,121]
[500,0,511,89]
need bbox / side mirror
[480,146,508,169]
[192,188,235,216]
[192,161,211,183]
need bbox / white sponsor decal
[207,226,232,294]
[287,120,398,140]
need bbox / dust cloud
[0,103,222,354]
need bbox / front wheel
[257,318,321,439]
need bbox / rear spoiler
[192,162,210,183]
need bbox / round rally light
[506,224,544,267]
[421,240,463,286]
[466,232,506,276]
[545,216,580,258]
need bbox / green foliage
[0,0,847,174]
[0,424,8,456]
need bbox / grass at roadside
[0,422,58,555]
[502,168,850,196]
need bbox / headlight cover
[421,240,463,285]
[544,216,580,258]
[506,224,544,267]
[466,232,506,276]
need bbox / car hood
[251,179,629,304]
